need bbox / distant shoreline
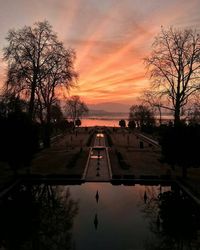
[80,115,175,127]
[83,114,174,120]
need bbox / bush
[160,124,200,177]
[0,112,39,172]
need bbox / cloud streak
[0,0,200,104]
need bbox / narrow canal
[83,130,112,182]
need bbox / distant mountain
[87,109,128,117]
[88,102,130,113]
[88,109,110,115]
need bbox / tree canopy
[3,21,77,147]
[119,119,126,128]
[129,105,155,128]
[3,21,77,121]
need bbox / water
[69,183,158,250]
[0,182,199,250]
[85,133,110,181]
[81,118,122,127]
[81,115,174,127]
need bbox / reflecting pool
[0,183,199,250]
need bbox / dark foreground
[0,181,200,250]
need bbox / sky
[0,0,200,105]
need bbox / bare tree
[3,21,77,121]
[139,90,175,125]
[3,21,77,147]
[140,90,163,125]
[65,96,88,125]
[145,27,200,125]
[35,44,77,146]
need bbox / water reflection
[94,214,99,230]
[0,184,79,250]
[95,190,99,203]
[0,183,199,250]
[141,185,200,249]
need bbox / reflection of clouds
[65,183,154,248]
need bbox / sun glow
[0,0,200,105]
[69,1,190,104]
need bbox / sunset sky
[0,0,200,105]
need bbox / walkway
[83,131,112,181]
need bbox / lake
[81,118,122,127]
[81,115,174,127]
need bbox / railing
[136,133,160,147]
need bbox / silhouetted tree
[187,104,200,125]
[3,21,52,119]
[3,20,77,127]
[186,93,200,125]
[0,94,39,171]
[142,187,199,250]
[3,21,77,147]
[140,90,166,125]
[119,119,126,128]
[128,120,136,130]
[6,112,39,174]
[35,46,77,147]
[0,93,28,117]
[75,118,81,127]
[50,103,64,123]
[145,27,200,125]
[65,95,88,125]
[158,190,198,240]
[68,121,75,130]
[160,124,200,177]
[47,102,67,135]
[129,105,155,128]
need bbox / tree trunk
[43,106,51,148]
[43,123,51,148]
[174,101,181,126]
[29,77,37,120]
[158,106,162,125]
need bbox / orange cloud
[1,0,200,105]
[70,1,200,104]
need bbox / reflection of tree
[0,184,79,250]
[140,186,160,235]
[140,186,200,250]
